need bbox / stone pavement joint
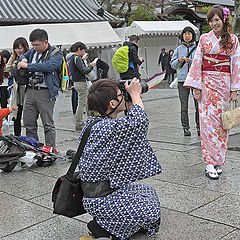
[0,89,240,240]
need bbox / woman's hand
[193,89,201,101]
[125,78,144,109]
[10,105,18,112]
[231,91,238,101]
[178,56,185,62]
[125,78,141,96]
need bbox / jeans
[178,82,199,129]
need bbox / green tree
[128,6,155,25]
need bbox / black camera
[29,72,44,86]
[118,79,149,102]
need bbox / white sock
[206,164,216,172]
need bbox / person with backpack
[113,35,144,80]
[69,42,96,131]
[170,26,200,137]
[17,29,63,148]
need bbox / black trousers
[178,82,199,129]
[0,86,8,108]
[13,105,23,136]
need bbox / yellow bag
[221,100,240,130]
[61,58,69,91]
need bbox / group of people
[0,4,240,240]
[158,47,176,83]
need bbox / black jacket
[69,54,93,82]
[120,41,142,80]
[158,52,168,69]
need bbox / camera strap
[106,95,124,117]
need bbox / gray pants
[178,82,199,129]
[74,81,87,125]
[23,88,56,147]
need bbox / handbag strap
[179,46,197,69]
[66,120,101,179]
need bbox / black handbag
[52,120,100,217]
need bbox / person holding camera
[79,78,161,240]
[68,42,96,131]
[17,29,63,148]
[120,35,144,80]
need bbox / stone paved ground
[0,87,240,240]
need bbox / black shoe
[197,127,200,136]
[183,128,191,136]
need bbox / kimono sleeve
[183,36,204,90]
[230,34,240,91]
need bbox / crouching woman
[79,78,162,240]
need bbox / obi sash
[203,54,230,73]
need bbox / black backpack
[0,135,26,172]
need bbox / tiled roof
[0,0,120,25]
[192,0,234,7]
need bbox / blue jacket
[19,46,63,99]
[170,43,196,83]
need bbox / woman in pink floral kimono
[184,5,240,179]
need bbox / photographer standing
[79,78,161,240]
[120,35,144,80]
[17,29,63,148]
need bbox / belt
[28,85,48,90]
[81,180,119,198]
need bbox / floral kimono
[184,30,240,166]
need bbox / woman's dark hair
[88,79,119,115]
[71,42,87,52]
[180,26,196,43]
[12,37,29,61]
[207,5,233,50]
[1,50,11,63]
[0,52,5,84]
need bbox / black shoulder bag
[179,46,197,69]
[52,120,100,218]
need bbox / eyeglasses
[117,93,124,97]
[31,43,40,48]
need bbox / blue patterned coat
[78,104,162,239]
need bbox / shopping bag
[170,77,178,89]
[221,100,240,130]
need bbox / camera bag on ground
[0,135,26,172]
[52,120,100,218]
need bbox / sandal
[205,170,219,180]
[215,165,222,175]
[80,236,94,240]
